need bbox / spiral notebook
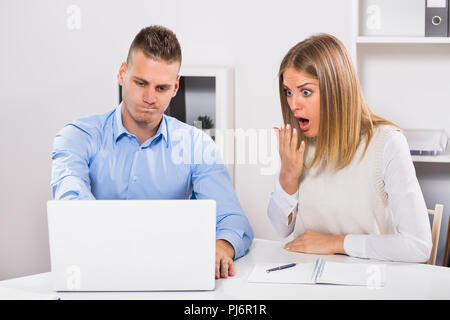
[247,258,386,287]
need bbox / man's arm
[190,132,254,260]
[191,158,254,278]
[51,123,97,200]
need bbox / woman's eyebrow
[296,82,315,88]
[283,82,316,89]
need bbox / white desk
[1,238,450,300]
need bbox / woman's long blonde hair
[279,33,397,170]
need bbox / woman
[267,33,432,262]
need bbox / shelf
[412,150,450,163]
[357,36,450,44]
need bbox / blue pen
[266,263,297,273]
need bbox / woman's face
[282,68,320,138]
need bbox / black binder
[425,0,449,37]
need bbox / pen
[266,263,297,273]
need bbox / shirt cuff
[272,180,299,220]
[344,234,369,259]
[216,229,247,260]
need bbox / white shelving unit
[353,0,450,268]
[352,0,450,164]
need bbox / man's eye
[135,81,145,87]
[302,89,312,96]
[157,87,169,92]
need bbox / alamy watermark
[366,264,384,290]
[66,265,81,290]
[66,5,81,30]
[170,127,280,176]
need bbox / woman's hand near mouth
[274,124,306,195]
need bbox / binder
[425,0,449,37]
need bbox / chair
[443,216,450,267]
[427,204,444,265]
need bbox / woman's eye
[302,89,312,96]
[285,89,293,97]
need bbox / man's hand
[215,240,235,279]
[284,230,346,255]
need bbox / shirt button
[133,176,138,181]
[139,147,142,151]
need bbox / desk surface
[1,238,450,300]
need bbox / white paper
[247,262,316,284]
[318,262,386,287]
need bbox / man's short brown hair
[126,25,182,65]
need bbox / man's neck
[121,107,162,145]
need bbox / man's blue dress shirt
[51,103,254,259]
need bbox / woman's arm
[267,125,305,237]
[345,131,433,262]
[267,179,299,237]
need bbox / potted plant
[195,115,215,141]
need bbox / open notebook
[248,258,386,287]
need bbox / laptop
[47,200,216,291]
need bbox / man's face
[118,50,180,126]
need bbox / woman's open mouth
[298,117,310,131]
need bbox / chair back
[427,204,444,265]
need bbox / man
[51,25,254,279]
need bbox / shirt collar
[114,103,128,142]
[153,114,169,148]
[114,103,169,148]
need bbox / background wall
[3,0,445,281]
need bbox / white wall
[0,0,354,280]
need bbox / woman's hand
[284,230,346,255]
[274,124,306,195]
